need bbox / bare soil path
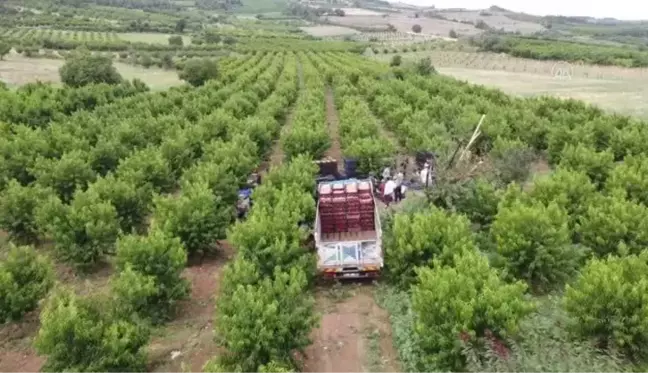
[324,86,344,172]
[261,61,304,173]
[148,242,234,372]
[304,284,401,373]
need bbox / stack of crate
[331,183,347,233]
[345,182,361,232]
[358,181,375,231]
[318,184,335,234]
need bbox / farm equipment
[314,178,383,279]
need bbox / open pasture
[0,54,182,90]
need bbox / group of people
[378,167,406,206]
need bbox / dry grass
[373,50,648,118]
[0,54,182,90]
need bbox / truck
[313,178,383,279]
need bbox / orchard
[1,17,648,373]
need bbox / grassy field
[372,50,648,117]
[0,54,183,90]
[118,32,192,45]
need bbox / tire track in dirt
[324,86,343,173]
[304,284,401,373]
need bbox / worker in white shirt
[420,162,429,186]
[383,177,396,206]
[382,167,391,181]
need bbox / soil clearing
[148,242,234,372]
[303,283,401,372]
[324,86,344,172]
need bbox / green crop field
[2,1,648,373]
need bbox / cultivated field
[324,14,482,36]
[0,54,183,90]
[436,9,546,34]
[374,50,648,117]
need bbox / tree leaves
[564,253,648,360]
[412,251,534,371]
[0,244,54,323]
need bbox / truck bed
[320,230,377,243]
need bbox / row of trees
[323,52,648,369]
[474,35,648,67]
[2,51,306,371]
[280,53,330,160]
[312,52,395,175]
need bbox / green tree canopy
[179,58,219,87]
[214,266,317,372]
[491,200,586,293]
[34,288,150,372]
[114,229,189,323]
[59,50,123,88]
[412,251,534,371]
[385,206,477,288]
[564,253,648,360]
[152,181,233,256]
[0,244,54,323]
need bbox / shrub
[214,266,317,371]
[152,181,233,256]
[576,193,648,256]
[491,201,587,293]
[463,297,625,372]
[415,57,435,75]
[428,178,501,229]
[385,206,477,288]
[59,49,122,87]
[168,35,183,46]
[36,190,120,270]
[390,55,403,67]
[412,251,534,371]
[113,229,189,323]
[559,144,614,187]
[31,150,97,203]
[0,245,54,323]
[564,253,648,360]
[490,137,535,185]
[34,289,150,372]
[0,181,54,243]
[529,167,596,230]
[412,24,422,33]
[179,58,219,86]
[87,174,152,234]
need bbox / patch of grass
[373,284,423,372]
[364,324,386,372]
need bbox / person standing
[382,166,391,181]
[384,177,396,206]
[394,171,404,202]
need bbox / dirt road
[303,284,401,372]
